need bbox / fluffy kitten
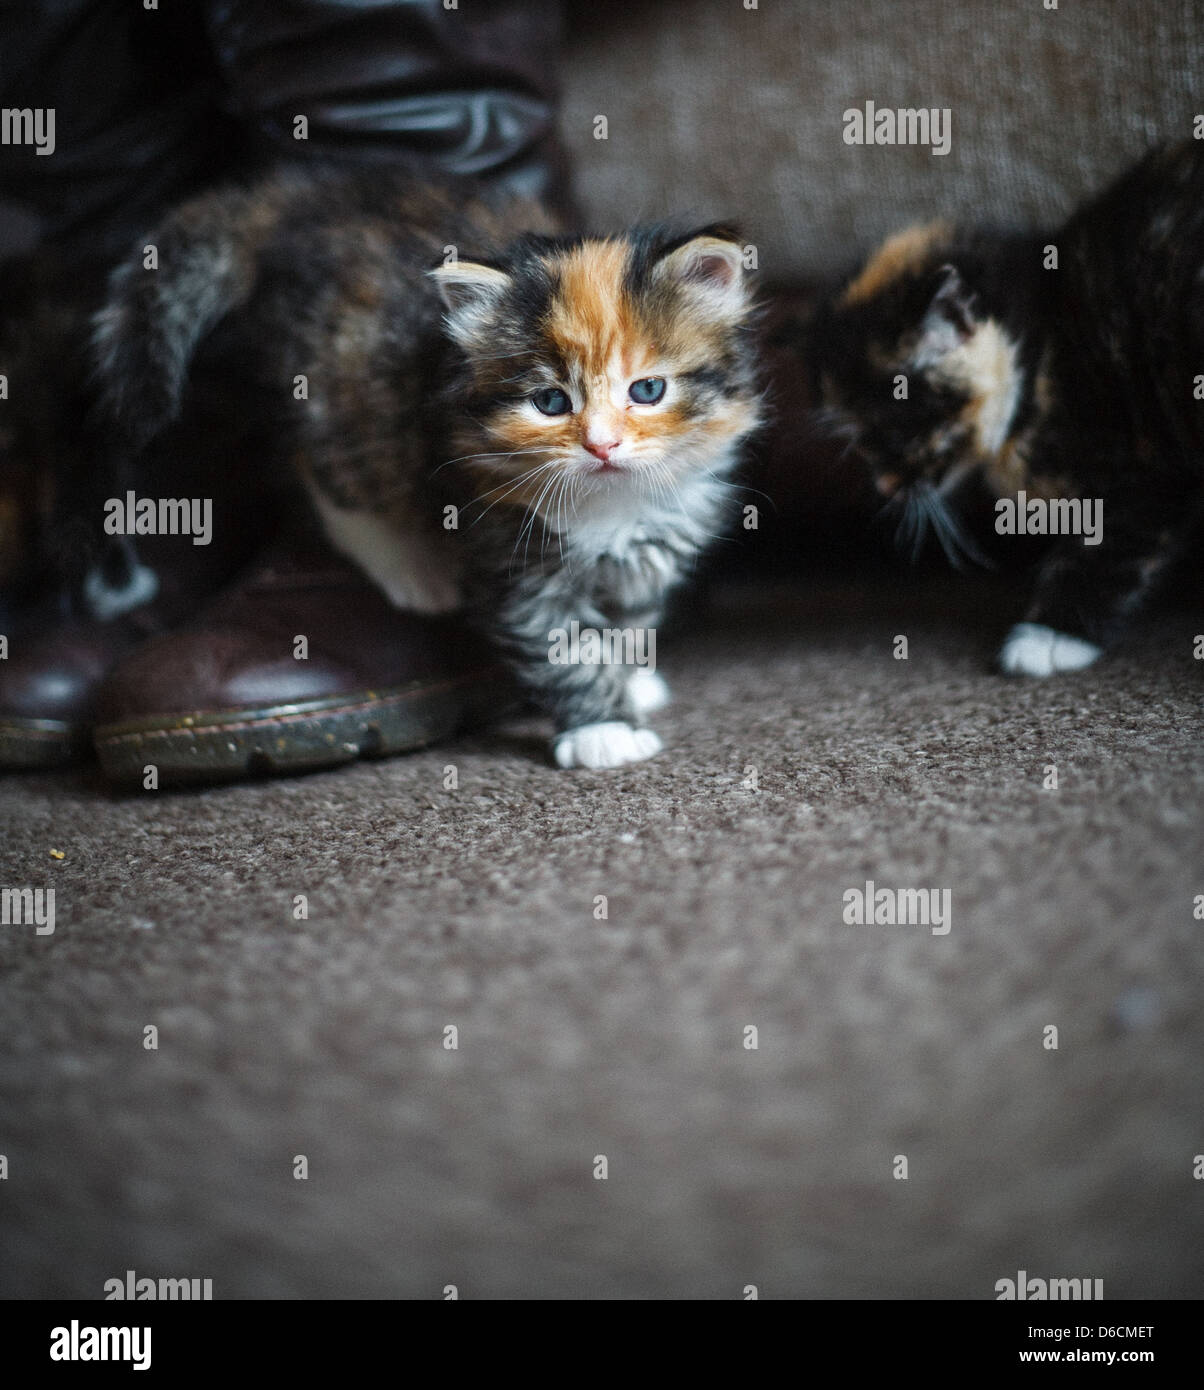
[810,140,1204,675]
[93,167,761,765]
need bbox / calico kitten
[810,140,1204,675]
[93,167,761,766]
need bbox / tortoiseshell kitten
[94,167,761,765]
[811,140,1204,675]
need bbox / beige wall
[560,0,1202,281]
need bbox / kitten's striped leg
[489,575,665,769]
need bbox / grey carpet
[2,577,1201,1299]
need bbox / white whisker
[468,459,563,528]
[430,445,557,480]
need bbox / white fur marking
[552,721,663,769]
[83,558,159,622]
[308,492,462,614]
[999,622,1102,677]
[627,668,671,715]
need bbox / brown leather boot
[0,240,282,768]
[0,600,163,768]
[0,508,274,769]
[92,532,510,785]
[0,462,280,770]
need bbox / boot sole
[0,716,89,769]
[93,669,510,786]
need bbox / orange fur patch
[840,220,953,308]
[938,319,1022,459]
[542,240,635,377]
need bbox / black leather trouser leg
[0,0,570,261]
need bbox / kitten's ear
[429,261,513,347]
[914,263,980,365]
[653,232,748,317]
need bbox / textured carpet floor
[1,578,1201,1299]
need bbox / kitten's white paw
[627,668,671,715]
[552,721,663,769]
[999,622,1102,677]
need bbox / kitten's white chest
[565,471,726,559]
[565,472,728,610]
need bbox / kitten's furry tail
[91,183,280,453]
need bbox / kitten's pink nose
[585,438,622,463]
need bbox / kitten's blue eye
[629,377,666,405]
[532,387,571,416]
